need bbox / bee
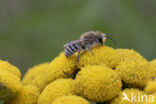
[64,31,116,62]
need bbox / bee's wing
[64,39,89,47]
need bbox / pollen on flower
[145,79,156,94]
[5,85,40,104]
[52,96,90,104]
[0,60,21,78]
[38,79,76,104]
[110,88,146,104]
[0,70,22,100]
[78,46,120,69]
[149,59,156,68]
[22,62,49,85]
[75,65,122,102]
[22,52,78,91]
[116,49,146,63]
[115,59,156,89]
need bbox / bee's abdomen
[65,44,80,57]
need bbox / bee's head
[96,31,116,45]
[99,32,116,45]
[95,31,105,44]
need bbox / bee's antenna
[106,33,115,36]
[106,36,117,45]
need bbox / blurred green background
[0,0,156,74]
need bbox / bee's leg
[77,49,81,63]
[86,44,94,55]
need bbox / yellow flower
[0,70,22,100]
[0,60,21,78]
[5,85,39,104]
[145,79,156,94]
[23,53,77,91]
[52,96,90,104]
[75,65,122,102]
[110,88,147,104]
[149,59,156,68]
[78,46,120,69]
[22,62,49,85]
[38,79,76,104]
[116,59,156,89]
[116,49,146,63]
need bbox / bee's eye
[98,36,103,43]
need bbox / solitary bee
[64,31,116,62]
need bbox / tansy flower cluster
[0,45,156,104]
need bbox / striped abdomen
[64,43,81,57]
